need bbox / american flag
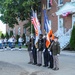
[31,9,41,45]
[31,10,37,30]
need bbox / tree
[16,34,20,44]
[1,33,5,39]
[0,31,2,37]
[70,25,75,50]
[0,0,40,28]
[5,32,9,39]
[23,21,35,34]
[10,30,13,37]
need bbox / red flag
[31,10,41,45]
[46,30,52,48]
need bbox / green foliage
[24,21,35,34]
[5,32,9,39]
[0,0,40,28]
[70,25,75,50]
[10,30,13,37]
[1,33,5,39]
[16,34,20,44]
[0,31,2,37]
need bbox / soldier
[37,34,44,66]
[51,36,60,70]
[27,37,34,64]
[43,34,49,67]
[32,36,37,65]
[48,34,54,69]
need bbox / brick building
[41,0,75,35]
[6,20,30,37]
[41,0,75,49]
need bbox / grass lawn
[15,44,27,48]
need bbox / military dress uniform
[37,37,44,66]
[51,40,60,70]
[32,38,37,65]
[27,38,33,64]
[43,37,49,67]
[48,40,54,68]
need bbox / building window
[59,18,63,28]
[71,0,75,2]
[24,28,26,34]
[58,0,63,6]
[47,0,51,9]
[49,20,51,28]
[8,29,10,36]
[13,28,15,36]
[72,14,75,28]
[18,27,21,35]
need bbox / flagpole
[31,22,32,37]
[31,6,33,38]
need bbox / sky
[0,14,6,34]
[0,20,6,34]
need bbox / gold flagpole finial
[43,4,45,10]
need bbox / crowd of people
[27,33,60,71]
[0,36,24,50]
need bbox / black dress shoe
[53,68,59,70]
[32,63,36,65]
[56,68,59,70]
[48,66,53,69]
[53,68,56,70]
[37,64,42,66]
[43,65,46,67]
[43,65,48,67]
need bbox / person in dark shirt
[37,34,44,66]
[51,36,60,70]
[43,34,49,67]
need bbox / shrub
[70,25,75,50]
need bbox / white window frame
[13,28,15,36]
[59,18,63,28]
[49,20,52,29]
[72,14,75,28]
[18,27,21,35]
[58,0,63,6]
[47,0,51,10]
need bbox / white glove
[30,51,32,53]
[48,49,50,52]
[49,51,52,55]
[43,49,45,52]
[31,47,33,49]
[37,49,39,51]
[57,54,59,56]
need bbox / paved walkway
[0,49,75,75]
[60,50,75,56]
